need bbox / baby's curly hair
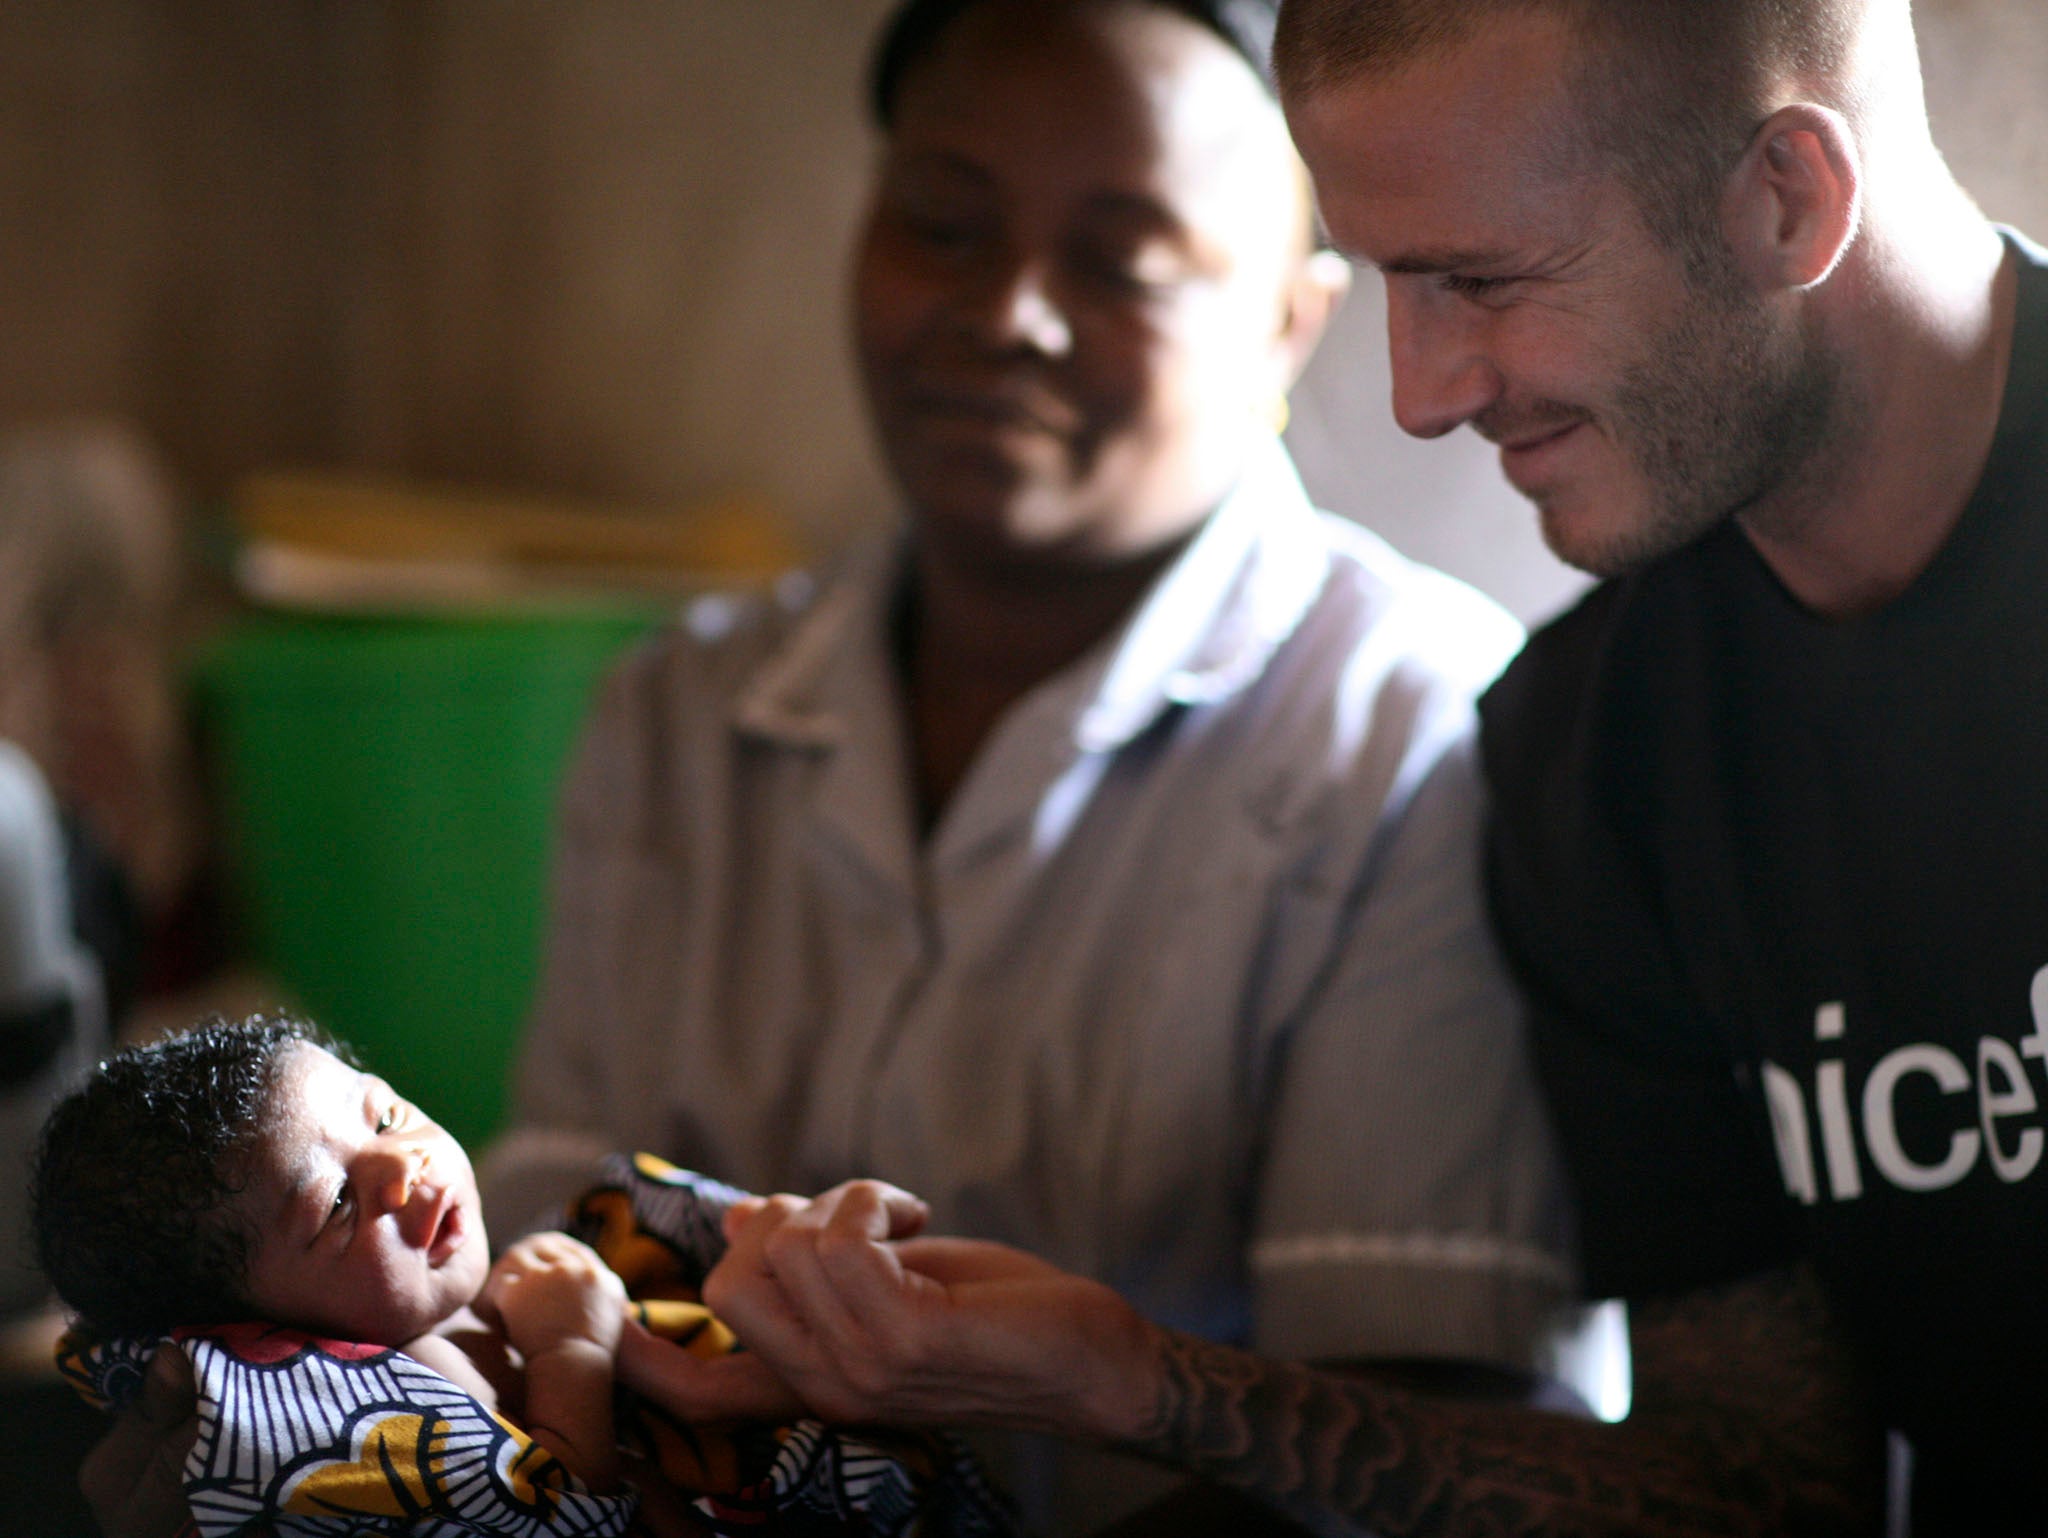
[32,1014,342,1337]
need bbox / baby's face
[235,1043,491,1346]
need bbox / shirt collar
[1073,435,1330,754]
[730,544,897,749]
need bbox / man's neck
[1740,212,2016,619]
[898,529,1192,830]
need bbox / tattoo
[1126,1266,1883,1537]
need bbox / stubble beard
[1556,270,1844,579]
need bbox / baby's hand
[479,1232,628,1361]
[478,1234,630,1493]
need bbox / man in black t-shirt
[1279,0,2042,1530]
[1476,230,2048,1531]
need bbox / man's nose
[1386,278,1503,440]
[968,257,1072,357]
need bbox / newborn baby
[34,1015,1012,1537]
[35,1015,629,1491]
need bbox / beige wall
[1,1,2043,619]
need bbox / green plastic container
[195,611,658,1147]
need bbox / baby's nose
[369,1142,430,1211]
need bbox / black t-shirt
[1481,232,2048,1532]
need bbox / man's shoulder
[2010,226,2048,281]
[1473,548,1732,894]
[1996,227,2048,468]
[1477,578,1630,788]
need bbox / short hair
[33,1014,338,1338]
[1274,0,1870,267]
[870,0,1284,126]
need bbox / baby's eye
[375,1103,403,1134]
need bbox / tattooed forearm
[1122,1267,1884,1538]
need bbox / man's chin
[1535,488,1723,580]
[1535,497,1637,579]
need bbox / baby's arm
[479,1232,629,1491]
[402,1329,507,1408]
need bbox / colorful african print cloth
[60,1154,1016,1538]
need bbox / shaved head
[1276,0,1913,271]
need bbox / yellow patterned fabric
[60,1324,631,1537]
[60,1154,1013,1537]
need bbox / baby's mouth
[427,1197,466,1265]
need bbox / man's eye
[329,1185,353,1221]
[1441,272,1513,298]
[906,213,981,249]
[887,198,992,259]
[1068,235,1183,299]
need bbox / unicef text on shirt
[1763,977,2048,1202]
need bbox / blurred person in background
[0,742,104,1318]
[0,423,215,1029]
[0,422,205,1319]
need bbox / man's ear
[1275,248,1353,390]
[1722,102,1863,292]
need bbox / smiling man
[1292,16,1848,581]
[1280,0,2044,1530]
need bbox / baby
[33,1014,628,1492]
